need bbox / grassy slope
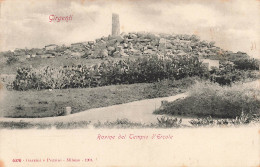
[0,77,196,118]
[154,81,260,118]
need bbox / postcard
[0,0,259,166]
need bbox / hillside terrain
[0,32,259,121]
[0,32,251,74]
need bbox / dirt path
[0,93,190,125]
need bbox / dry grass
[154,81,260,118]
[0,78,195,118]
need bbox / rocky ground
[1,32,249,62]
[63,32,249,60]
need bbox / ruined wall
[112,13,120,36]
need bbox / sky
[0,0,259,58]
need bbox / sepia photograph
[0,0,259,166]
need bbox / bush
[156,116,182,128]
[189,112,254,127]
[233,58,259,70]
[12,55,207,90]
[189,116,215,127]
[0,121,91,129]
[6,56,19,65]
[210,61,259,86]
[93,118,184,128]
[94,119,146,128]
[154,81,260,118]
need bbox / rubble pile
[4,32,249,61]
[75,32,224,59]
[64,32,250,60]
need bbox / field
[0,77,196,118]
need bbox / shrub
[154,81,260,118]
[210,61,259,86]
[93,118,184,128]
[94,119,146,128]
[12,55,207,90]
[156,116,182,128]
[0,121,91,129]
[6,56,19,65]
[189,116,215,127]
[54,121,91,129]
[189,112,254,127]
[233,58,259,70]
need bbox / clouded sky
[0,0,259,58]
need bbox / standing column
[112,13,120,36]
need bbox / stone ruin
[7,12,248,63]
[112,13,120,36]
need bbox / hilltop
[0,32,251,74]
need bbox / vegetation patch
[189,112,259,127]
[154,81,260,118]
[0,121,91,129]
[1,78,195,118]
[12,55,205,90]
[209,61,260,86]
[1,115,258,129]
[94,117,183,129]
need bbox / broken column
[65,106,72,115]
[112,13,120,36]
